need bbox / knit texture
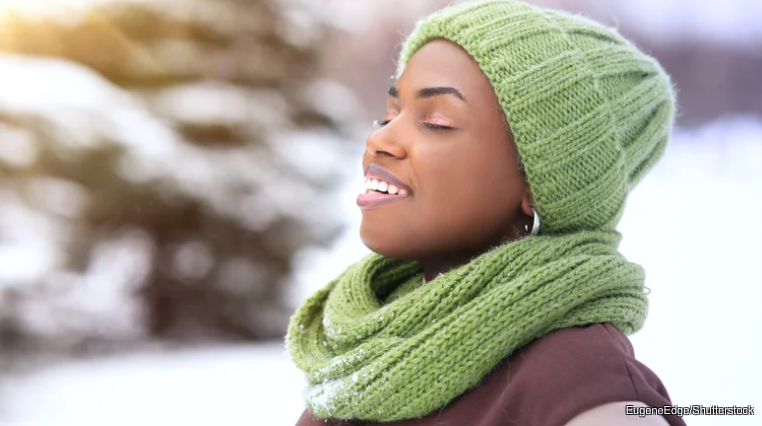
[287,0,675,422]
[398,0,675,234]
[286,230,648,422]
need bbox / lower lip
[356,191,410,209]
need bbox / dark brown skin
[360,39,535,282]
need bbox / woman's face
[359,39,532,263]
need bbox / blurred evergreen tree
[0,0,355,353]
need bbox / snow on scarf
[286,230,648,422]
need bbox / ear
[520,184,535,218]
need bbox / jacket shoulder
[484,323,665,426]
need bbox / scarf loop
[286,230,648,422]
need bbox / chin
[359,223,418,261]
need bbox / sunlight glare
[0,0,104,16]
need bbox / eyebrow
[388,86,466,102]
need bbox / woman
[287,1,684,425]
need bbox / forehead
[397,39,493,98]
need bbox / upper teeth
[364,178,408,195]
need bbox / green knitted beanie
[398,0,676,235]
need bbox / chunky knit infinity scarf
[286,230,648,422]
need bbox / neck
[422,258,464,283]
[420,247,495,283]
[420,219,531,283]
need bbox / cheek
[412,144,519,239]
[424,174,514,230]
[420,147,515,211]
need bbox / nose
[365,123,407,159]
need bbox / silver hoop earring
[524,207,540,236]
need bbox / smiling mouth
[357,164,413,209]
[357,177,411,209]
[363,177,409,196]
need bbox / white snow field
[0,343,308,426]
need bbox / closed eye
[373,119,454,131]
[422,122,453,131]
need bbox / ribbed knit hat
[398,0,676,235]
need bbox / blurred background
[0,0,760,425]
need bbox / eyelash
[422,122,453,131]
[373,119,453,131]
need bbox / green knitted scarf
[286,230,648,422]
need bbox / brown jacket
[294,323,686,426]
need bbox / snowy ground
[1,116,761,425]
[0,343,307,426]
